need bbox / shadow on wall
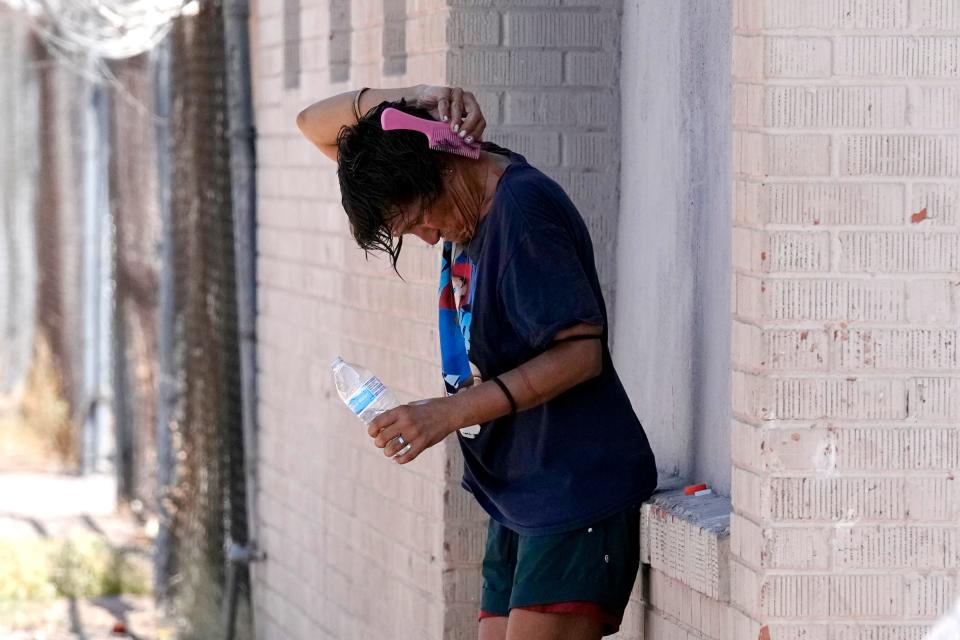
[283,0,301,89]
[329,0,351,83]
[324,0,407,85]
[382,0,407,76]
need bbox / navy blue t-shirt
[457,144,658,535]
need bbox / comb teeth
[429,129,481,159]
[431,143,481,159]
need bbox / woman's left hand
[412,85,487,144]
[367,398,458,464]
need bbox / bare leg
[506,609,603,640]
[479,616,508,640]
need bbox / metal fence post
[221,0,262,636]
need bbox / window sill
[640,479,732,602]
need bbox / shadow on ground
[0,472,176,639]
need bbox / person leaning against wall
[296,85,658,640]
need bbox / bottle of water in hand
[330,357,411,456]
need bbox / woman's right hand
[412,85,487,144]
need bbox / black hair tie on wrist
[490,376,517,417]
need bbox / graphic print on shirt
[439,241,482,438]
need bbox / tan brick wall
[731,1,960,637]
[446,0,623,292]
[252,0,960,636]
[252,1,626,638]
[634,487,735,639]
[252,0,455,637]
[251,0,621,636]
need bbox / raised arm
[296,86,416,161]
[296,85,488,162]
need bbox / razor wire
[3,0,191,59]
[1,0,194,123]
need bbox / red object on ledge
[683,483,708,496]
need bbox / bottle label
[347,377,385,415]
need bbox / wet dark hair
[336,99,448,271]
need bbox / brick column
[730,1,960,638]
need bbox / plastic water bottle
[330,357,411,456]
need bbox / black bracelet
[490,376,517,416]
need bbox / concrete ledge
[640,485,732,602]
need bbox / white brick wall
[732,1,960,638]
[252,1,624,638]
[447,2,624,293]
[252,0,959,637]
[253,0,455,637]
[630,484,734,639]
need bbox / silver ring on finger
[394,443,412,458]
[396,435,407,446]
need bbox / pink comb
[380,107,481,159]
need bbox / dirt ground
[0,447,178,639]
[0,596,173,640]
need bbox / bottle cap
[330,356,345,370]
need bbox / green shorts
[479,504,642,636]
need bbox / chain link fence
[108,52,162,505]
[2,1,254,634]
[157,3,253,636]
[96,4,254,633]
[33,36,91,431]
